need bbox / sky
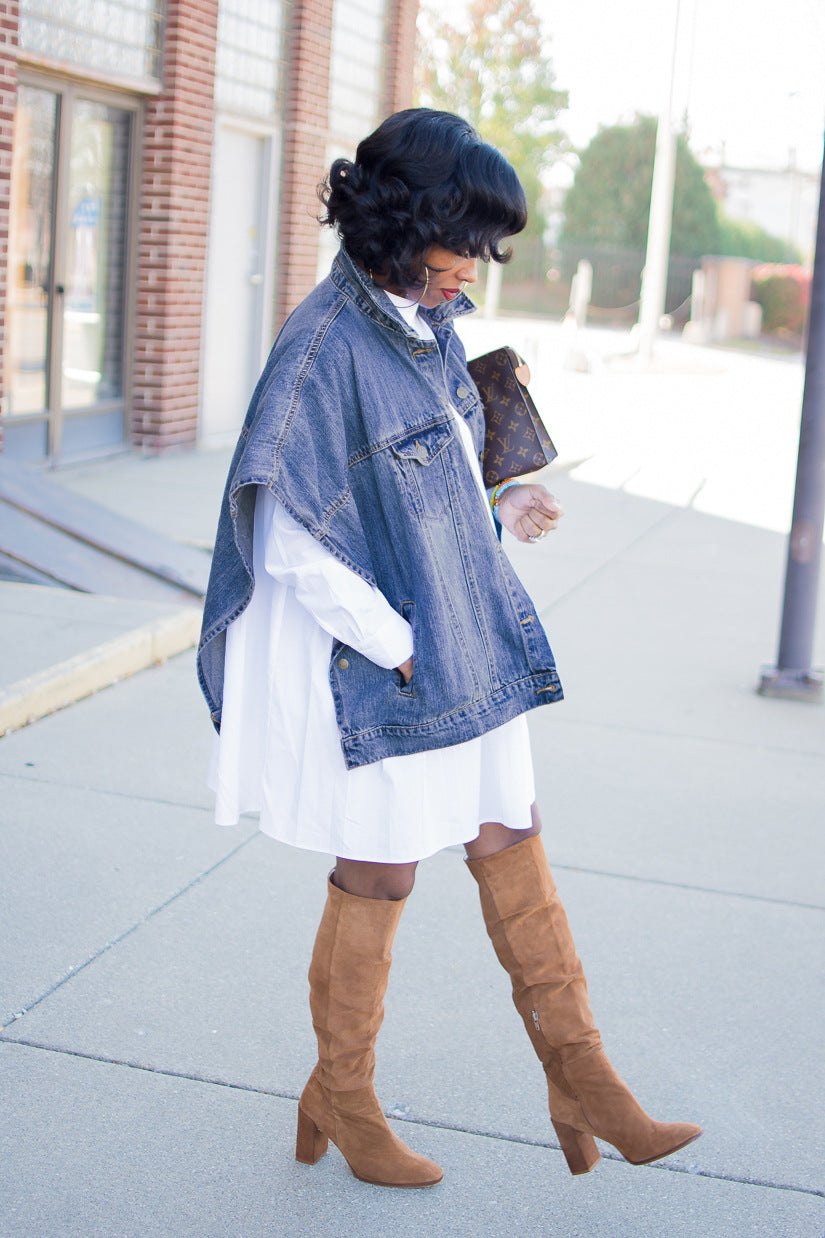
[537,0,825,174]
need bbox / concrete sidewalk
[1,327,824,1236]
[0,584,201,736]
[0,446,224,735]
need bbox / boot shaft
[309,877,406,1091]
[466,835,596,1052]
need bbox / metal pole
[636,0,680,367]
[758,129,825,701]
[483,259,503,320]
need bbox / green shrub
[750,264,811,336]
[717,216,800,264]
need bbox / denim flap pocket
[390,421,457,519]
[390,420,453,466]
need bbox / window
[19,0,164,85]
[328,0,388,148]
[215,0,288,117]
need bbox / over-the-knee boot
[466,835,702,1175]
[295,876,442,1188]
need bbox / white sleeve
[259,489,413,670]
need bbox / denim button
[337,657,349,669]
[456,385,470,399]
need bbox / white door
[200,124,274,439]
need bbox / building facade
[0,0,417,462]
[704,160,820,268]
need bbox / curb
[0,607,202,736]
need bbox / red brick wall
[131,0,218,451]
[0,0,420,451]
[274,0,420,328]
[0,0,18,446]
[385,0,418,115]
[275,0,335,327]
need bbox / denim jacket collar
[330,245,477,339]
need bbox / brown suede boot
[295,876,442,1188]
[466,835,702,1175]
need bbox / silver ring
[527,533,541,542]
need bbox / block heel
[295,1105,329,1165]
[551,1119,601,1176]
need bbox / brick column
[132,0,218,450]
[0,0,18,447]
[384,0,418,115]
[275,0,334,327]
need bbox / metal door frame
[7,69,142,465]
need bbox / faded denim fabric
[197,247,563,768]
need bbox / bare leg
[464,802,542,861]
[334,857,418,901]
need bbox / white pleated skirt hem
[208,712,537,864]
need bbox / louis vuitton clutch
[467,346,557,489]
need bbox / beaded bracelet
[489,478,520,513]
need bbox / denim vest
[197,247,563,768]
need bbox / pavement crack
[3,1038,823,1202]
[0,834,258,1030]
[0,767,216,814]
[548,861,825,913]
[547,714,825,765]
[539,504,683,616]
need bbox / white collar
[385,291,435,340]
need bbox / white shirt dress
[208,296,536,863]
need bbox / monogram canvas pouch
[467,346,558,489]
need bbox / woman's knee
[464,806,542,861]
[333,858,417,901]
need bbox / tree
[717,215,801,265]
[561,116,719,257]
[414,0,568,240]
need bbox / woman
[198,108,701,1189]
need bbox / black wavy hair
[319,108,528,290]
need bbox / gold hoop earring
[373,266,430,308]
[396,266,429,308]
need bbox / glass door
[5,84,56,458]
[4,79,136,463]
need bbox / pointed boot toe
[621,1119,703,1166]
[563,1048,703,1167]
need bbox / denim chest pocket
[390,421,459,519]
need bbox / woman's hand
[397,656,414,684]
[496,484,564,543]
